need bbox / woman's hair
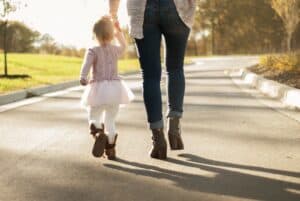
[93,16,114,43]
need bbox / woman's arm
[109,0,121,20]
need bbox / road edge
[0,80,79,106]
[226,68,300,110]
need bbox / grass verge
[0,54,140,94]
[249,52,300,89]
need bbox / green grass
[118,59,140,74]
[0,53,140,94]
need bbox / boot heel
[158,148,167,159]
[92,133,107,158]
[168,135,177,149]
[150,128,168,160]
[168,118,184,150]
[105,134,118,160]
[150,147,167,160]
[169,138,184,150]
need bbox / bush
[260,53,300,71]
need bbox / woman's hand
[80,78,88,86]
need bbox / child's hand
[114,21,122,33]
[80,78,88,86]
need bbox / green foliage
[271,0,300,51]
[0,0,17,18]
[0,20,40,52]
[192,0,287,55]
[260,52,300,70]
[0,0,24,75]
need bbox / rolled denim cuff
[149,119,164,130]
[167,111,183,119]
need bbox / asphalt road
[0,56,299,201]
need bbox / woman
[109,0,196,160]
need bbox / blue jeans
[135,0,190,129]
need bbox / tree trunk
[194,38,198,56]
[211,21,215,55]
[3,20,8,76]
[287,32,292,52]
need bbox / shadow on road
[178,154,300,178]
[104,156,300,201]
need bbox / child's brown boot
[90,124,107,158]
[105,134,118,160]
[90,123,105,137]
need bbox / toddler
[80,16,134,160]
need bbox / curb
[228,68,300,110]
[0,71,141,106]
[0,80,79,106]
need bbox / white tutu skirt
[81,80,134,107]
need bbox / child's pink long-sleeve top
[80,32,126,82]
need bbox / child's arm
[79,48,96,85]
[114,22,127,57]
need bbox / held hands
[107,14,121,33]
[114,20,122,33]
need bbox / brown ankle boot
[91,124,107,158]
[168,118,184,150]
[150,128,167,160]
[105,135,118,160]
[90,123,105,137]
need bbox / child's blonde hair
[93,16,114,43]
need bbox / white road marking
[0,86,82,113]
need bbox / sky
[9,0,128,48]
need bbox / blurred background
[0,0,299,92]
[1,0,299,57]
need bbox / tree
[198,0,222,54]
[0,0,17,76]
[0,20,40,52]
[189,4,204,55]
[37,34,59,54]
[195,0,285,55]
[271,0,300,51]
